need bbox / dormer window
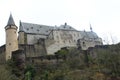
[27,28,29,30]
[37,29,39,32]
[65,22,67,26]
[40,26,42,28]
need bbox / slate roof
[19,22,54,35]
[19,22,99,39]
[6,14,16,26]
[19,22,77,35]
[58,23,77,31]
[80,31,99,39]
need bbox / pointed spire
[7,13,16,26]
[90,23,93,32]
[65,22,67,26]
[19,20,22,26]
[19,20,24,32]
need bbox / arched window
[83,42,86,46]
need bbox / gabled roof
[19,22,54,35]
[58,23,77,31]
[6,14,16,26]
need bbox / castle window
[9,43,11,45]
[83,42,85,44]
[37,29,39,32]
[74,40,76,42]
[40,26,42,28]
[74,34,76,36]
[83,42,86,46]
[69,40,71,43]
[56,36,59,39]
[27,28,29,30]
[78,34,79,37]
[31,27,33,29]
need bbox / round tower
[5,14,18,60]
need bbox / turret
[5,14,18,60]
[18,21,25,44]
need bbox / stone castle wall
[26,34,47,44]
[77,38,103,50]
[45,30,80,55]
[19,39,46,58]
[0,45,6,64]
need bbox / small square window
[9,43,11,45]
[69,40,71,43]
[74,40,76,42]
[74,34,76,36]
[27,28,29,30]
[40,26,42,28]
[37,29,39,31]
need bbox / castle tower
[5,14,18,60]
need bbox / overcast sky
[0,0,120,46]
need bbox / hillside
[1,43,120,80]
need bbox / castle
[0,14,103,61]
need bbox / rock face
[12,50,25,70]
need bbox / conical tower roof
[6,14,16,26]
